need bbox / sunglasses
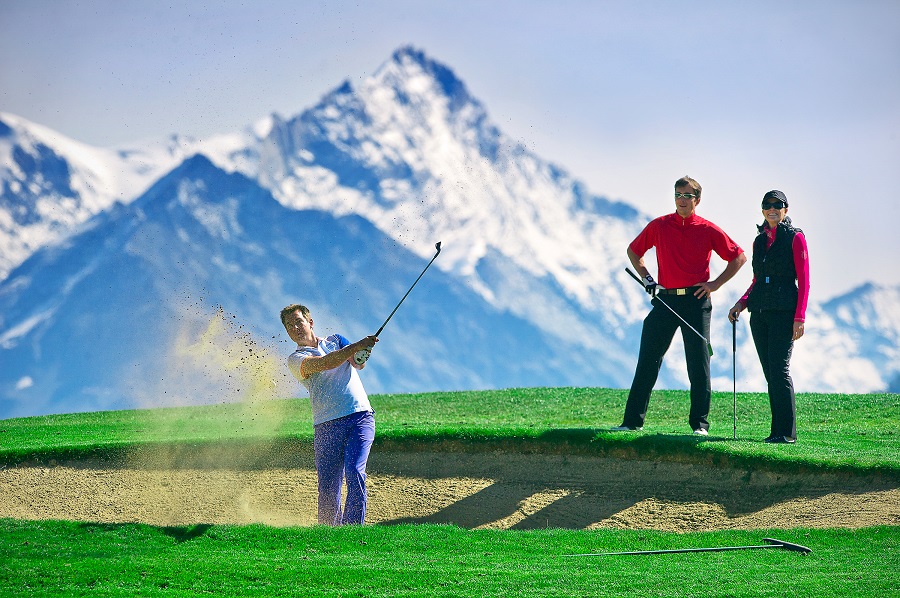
[674,192,698,200]
[761,200,787,210]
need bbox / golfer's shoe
[610,425,643,432]
[692,428,709,436]
[765,435,796,444]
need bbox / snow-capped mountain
[1,112,140,279]
[819,284,900,392]
[1,46,897,418]
[0,111,268,281]
[256,48,646,335]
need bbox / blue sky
[2,0,899,298]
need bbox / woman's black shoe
[765,435,796,444]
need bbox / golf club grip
[626,266,711,355]
[625,267,644,286]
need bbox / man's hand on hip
[694,281,719,298]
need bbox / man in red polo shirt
[613,176,747,435]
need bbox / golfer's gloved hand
[643,275,658,297]
[353,348,371,365]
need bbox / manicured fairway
[2,520,898,597]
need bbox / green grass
[1,520,897,597]
[2,388,898,475]
[1,388,898,596]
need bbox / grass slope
[2,388,898,475]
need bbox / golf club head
[435,241,442,255]
[763,538,812,554]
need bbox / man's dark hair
[675,176,702,198]
[280,304,310,329]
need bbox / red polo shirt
[629,212,744,289]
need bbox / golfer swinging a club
[281,304,378,526]
[612,176,746,435]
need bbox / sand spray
[123,302,316,525]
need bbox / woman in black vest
[728,190,810,443]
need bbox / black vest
[747,219,802,313]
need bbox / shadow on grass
[77,521,213,543]
[161,524,213,543]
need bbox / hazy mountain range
[1,47,897,419]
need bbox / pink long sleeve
[793,232,809,322]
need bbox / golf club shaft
[353,242,443,365]
[375,242,442,336]
[566,538,810,556]
[624,267,713,355]
[569,545,778,556]
[733,318,737,439]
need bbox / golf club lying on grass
[353,241,442,365]
[565,537,812,557]
[625,267,714,357]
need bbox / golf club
[564,537,811,557]
[353,241,443,365]
[732,315,738,440]
[625,267,714,357]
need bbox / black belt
[657,286,701,296]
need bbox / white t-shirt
[288,334,372,426]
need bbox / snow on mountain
[259,48,641,303]
[818,284,900,392]
[254,47,649,361]
[0,112,268,281]
[1,112,131,277]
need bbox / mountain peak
[390,45,434,68]
[381,45,470,107]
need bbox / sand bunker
[2,448,897,531]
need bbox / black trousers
[623,294,712,430]
[749,310,797,439]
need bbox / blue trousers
[313,410,375,526]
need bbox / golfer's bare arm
[300,336,378,378]
[627,247,652,280]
